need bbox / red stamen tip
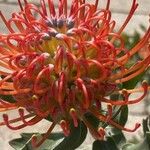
[98,127,105,140]
[69,108,78,127]
[135,123,141,130]
[60,120,70,136]
[31,135,38,148]
[142,80,148,89]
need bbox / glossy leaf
[111,105,128,127]
[0,95,15,103]
[122,72,145,90]
[92,138,119,150]
[122,132,150,150]
[122,31,140,50]
[118,106,128,126]
[84,112,100,128]
[107,127,126,147]
[53,121,87,150]
[9,121,87,150]
[9,132,64,150]
[142,117,150,135]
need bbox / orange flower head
[0,0,150,147]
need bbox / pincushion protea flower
[0,0,150,147]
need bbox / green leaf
[9,132,64,150]
[146,132,150,148]
[107,127,126,147]
[0,95,15,103]
[84,112,100,128]
[9,134,33,150]
[122,132,150,150]
[142,117,150,135]
[111,105,128,128]
[122,31,140,50]
[121,31,144,90]
[45,115,53,122]
[122,72,144,90]
[9,121,87,150]
[122,143,135,150]
[140,24,146,32]
[118,106,128,126]
[92,138,119,150]
[53,121,87,150]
